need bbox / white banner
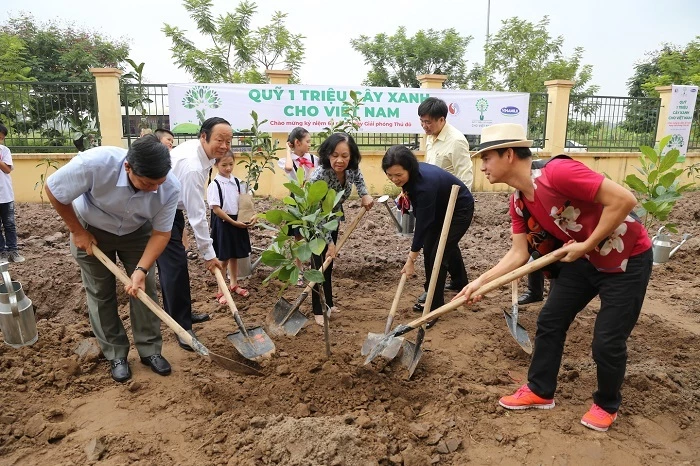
[167,84,530,135]
[663,84,698,156]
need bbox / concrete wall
[11,150,698,203]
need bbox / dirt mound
[0,191,699,465]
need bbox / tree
[476,16,598,95]
[351,27,472,88]
[4,14,129,83]
[0,33,33,82]
[2,14,129,139]
[626,37,700,97]
[622,38,700,135]
[163,0,305,84]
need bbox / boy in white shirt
[0,124,25,263]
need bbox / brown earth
[0,190,699,465]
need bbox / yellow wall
[9,150,700,202]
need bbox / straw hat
[472,123,533,157]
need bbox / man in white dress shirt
[156,118,229,350]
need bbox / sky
[5,0,700,96]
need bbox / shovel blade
[227,326,276,361]
[361,332,404,360]
[267,297,309,336]
[503,310,533,354]
[208,351,264,376]
[401,328,425,379]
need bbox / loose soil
[1,191,699,465]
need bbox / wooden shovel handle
[401,249,565,332]
[422,185,460,318]
[385,273,408,334]
[92,245,194,346]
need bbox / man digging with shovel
[45,135,180,382]
[456,123,653,432]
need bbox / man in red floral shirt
[456,123,653,432]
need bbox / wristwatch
[134,266,149,276]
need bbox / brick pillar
[544,79,574,156]
[417,74,448,150]
[265,69,293,151]
[90,68,124,147]
[654,85,673,146]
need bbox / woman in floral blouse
[308,132,374,325]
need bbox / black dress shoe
[426,318,439,329]
[176,329,197,352]
[417,292,427,304]
[191,312,211,324]
[444,281,467,291]
[110,358,131,383]
[413,302,424,313]
[140,354,172,376]
[518,291,544,305]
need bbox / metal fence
[0,81,98,153]
[566,95,661,151]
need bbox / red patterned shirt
[510,157,651,273]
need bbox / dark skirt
[210,214,251,260]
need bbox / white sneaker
[0,252,7,263]
[7,251,24,263]
[314,315,324,326]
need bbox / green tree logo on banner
[476,98,489,121]
[181,86,223,126]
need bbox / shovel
[365,248,565,366]
[92,246,263,376]
[214,268,275,361]
[503,280,533,354]
[266,208,367,336]
[361,272,407,360]
[401,185,460,379]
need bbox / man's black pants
[156,210,193,330]
[527,248,653,413]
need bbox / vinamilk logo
[500,106,520,117]
[448,103,460,115]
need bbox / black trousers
[527,270,545,297]
[527,248,653,413]
[156,210,193,330]
[311,229,339,315]
[422,206,473,310]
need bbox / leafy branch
[623,135,694,232]
[259,169,342,289]
[237,110,280,192]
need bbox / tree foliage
[623,37,700,135]
[163,0,305,84]
[351,26,472,88]
[626,37,700,97]
[476,16,598,95]
[4,14,129,83]
[1,14,129,140]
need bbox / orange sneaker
[499,384,555,410]
[581,404,617,432]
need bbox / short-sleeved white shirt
[277,153,318,181]
[0,145,14,204]
[207,174,248,215]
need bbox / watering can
[0,262,38,348]
[377,195,415,236]
[651,227,693,265]
[237,247,264,279]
